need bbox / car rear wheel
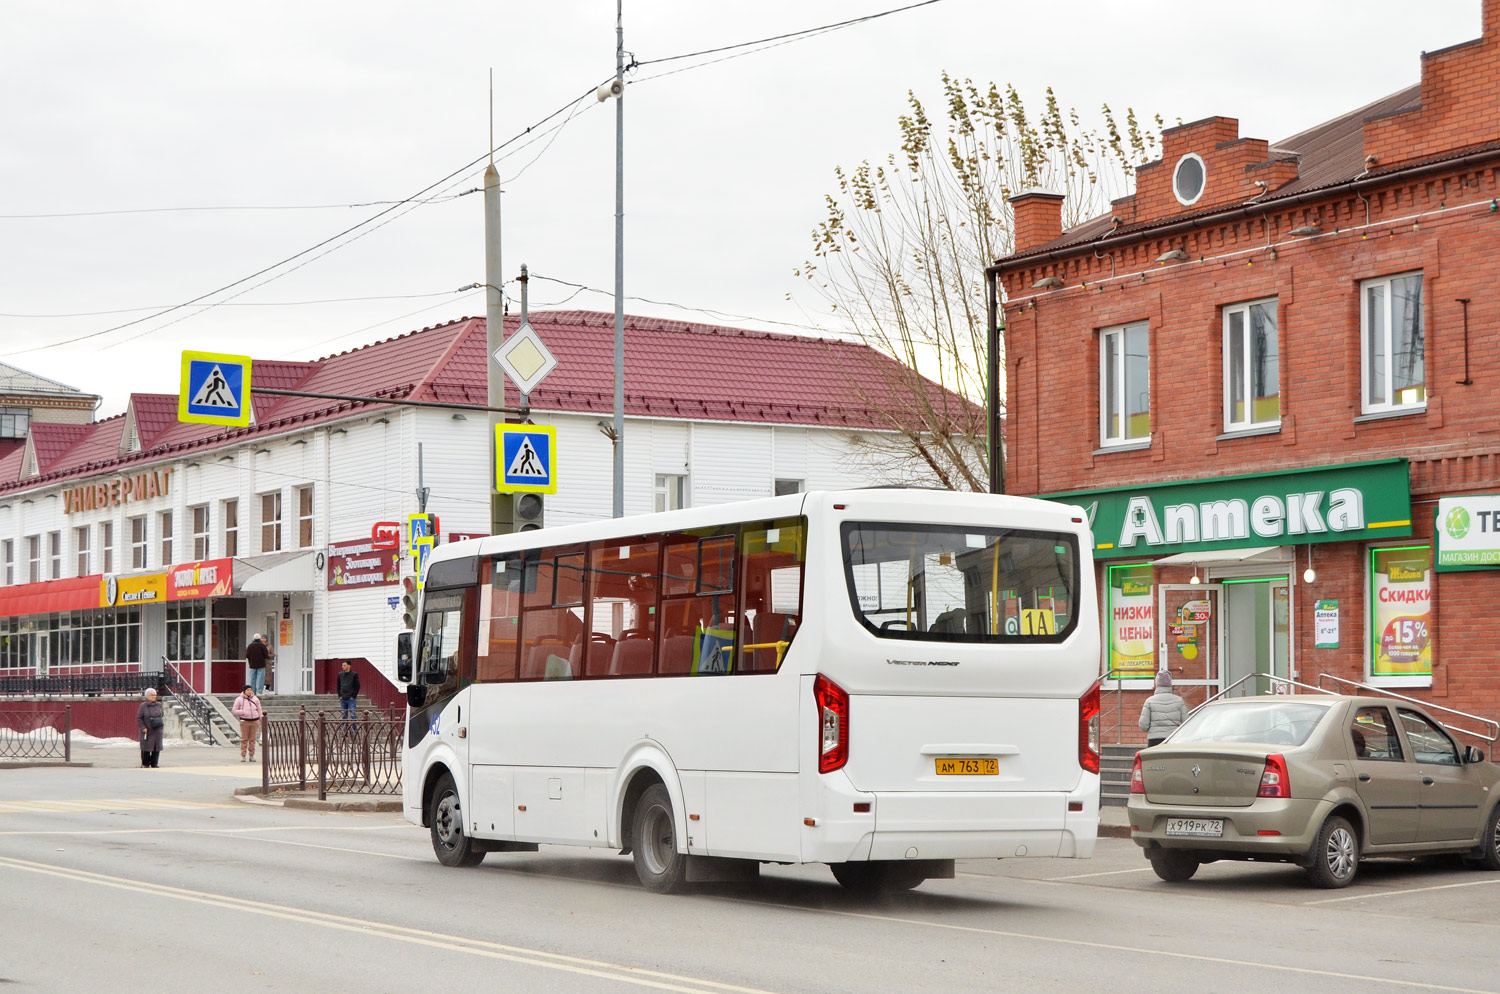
[1305,814,1358,888]
[1147,850,1199,883]
[1462,803,1500,871]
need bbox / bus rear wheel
[429,772,485,868]
[830,861,927,895]
[632,784,687,893]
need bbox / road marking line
[1305,876,1500,905]
[0,798,240,813]
[183,830,426,861]
[0,856,782,994]
[1048,866,1155,880]
[0,823,414,838]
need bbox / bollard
[317,710,327,802]
[64,705,72,764]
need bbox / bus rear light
[1130,754,1145,794]
[1258,754,1290,798]
[1078,679,1101,774]
[853,802,871,813]
[813,674,850,773]
[1068,801,1083,812]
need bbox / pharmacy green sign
[1045,459,1411,560]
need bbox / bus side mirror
[407,683,427,708]
[1464,745,1486,764]
[395,632,414,683]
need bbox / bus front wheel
[631,784,687,893]
[428,772,485,868]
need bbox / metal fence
[0,672,162,698]
[261,707,403,799]
[0,707,72,761]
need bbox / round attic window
[1173,153,1206,206]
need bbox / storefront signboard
[1434,494,1500,571]
[100,572,168,607]
[1370,547,1432,678]
[1314,599,1339,648]
[327,538,400,591]
[167,558,233,600]
[63,468,174,515]
[1106,563,1155,679]
[1045,459,1411,559]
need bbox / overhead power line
[0,192,477,220]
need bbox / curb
[230,784,401,812]
[0,761,95,770]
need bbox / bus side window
[478,556,522,682]
[738,518,805,673]
[520,546,586,680]
[586,538,660,677]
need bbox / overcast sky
[0,1,1482,417]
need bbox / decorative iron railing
[161,659,222,745]
[260,707,403,798]
[0,672,162,698]
[0,707,72,761]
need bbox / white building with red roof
[0,311,971,717]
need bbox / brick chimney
[1009,190,1066,253]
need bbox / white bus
[397,488,1100,893]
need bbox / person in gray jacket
[1139,669,1188,746]
[137,687,165,768]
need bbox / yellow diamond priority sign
[493,322,558,396]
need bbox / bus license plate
[1165,818,1224,838]
[935,758,998,776]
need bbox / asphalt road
[2,744,1497,994]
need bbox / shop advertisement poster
[1435,494,1500,571]
[1370,549,1432,677]
[326,538,400,591]
[1314,599,1339,648]
[1107,564,1155,678]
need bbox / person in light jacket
[231,685,265,763]
[137,688,165,768]
[1139,669,1188,746]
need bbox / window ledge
[1095,438,1152,456]
[1355,406,1426,424]
[1217,423,1281,441]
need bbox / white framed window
[223,499,239,558]
[260,491,282,553]
[48,530,61,580]
[654,474,686,513]
[74,525,90,576]
[1172,153,1206,206]
[159,511,173,566]
[129,516,147,570]
[1361,272,1425,414]
[1223,298,1279,431]
[192,505,210,560]
[2,539,13,585]
[27,535,40,583]
[1099,322,1151,446]
[101,521,114,574]
[774,479,804,496]
[297,486,314,549]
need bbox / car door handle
[1357,773,1372,782]
[1422,776,1435,786]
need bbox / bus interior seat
[659,634,694,675]
[609,637,654,676]
[522,639,568,680]
[746,612,793,671]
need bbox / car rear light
[1130,753,1145,794]
[1258,753,1290,798]
[813,674,849,773]
[1079,678,1101,774]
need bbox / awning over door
[235,552,320,593]
[1151,546,1289,566]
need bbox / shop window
[1361,273,1424,414]
[1100,322,1150,446]
[27,535,40,583]
[223,499,239,558]
[585,539,660,678]
[1223,299,1279,431]
[1105,563,1156,682]
[159,511,173,566]
[2,539,13,585]
[297,486,314,549]
[655,474,686,513]
[101,521,114,574]
[1368,545,1432,683]
[166,602,208,663]
[48,531,61,580]
[192,505,210,560]
[260,491,282,553]
[129,516,147,570]
[74,526,89,576]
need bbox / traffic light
[492,493,545,534]
[400,575,419,629]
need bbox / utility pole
[519,264,530,412]
[611,0,625,518]
[485,69,506,535]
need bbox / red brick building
[993,0,1500,737]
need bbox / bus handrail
[1316,673,1500,744]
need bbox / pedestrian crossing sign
[178,350,252,426]
[496,424,557,494]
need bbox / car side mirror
[1464,745,1486,765]
[395,632,414,683]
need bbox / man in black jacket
[337,660,360,720]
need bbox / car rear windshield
[841,522,1077,643]
[1173,702,1329,746]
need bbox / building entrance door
[33,631,49,677]
[1219,577,1291,696]
[1157,584,1223,706]
[298,612,314,694]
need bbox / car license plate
[1165,817,1224,838]
[935,758,998,775]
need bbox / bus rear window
[841,522,1077,643]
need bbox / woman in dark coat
[137,688,165,768]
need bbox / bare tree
[798,75,1161,491]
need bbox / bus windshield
[842,522,1077,643]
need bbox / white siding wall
[691,423,773,505]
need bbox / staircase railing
[160,658,221,745]
[1316,673,1499,743]
[1101,667,1149,744]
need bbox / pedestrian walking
[137,688,165,768]
[1139,669,1188,747]
[245,633,273,696]
[336,660,360,721]
[231,684,265,763]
